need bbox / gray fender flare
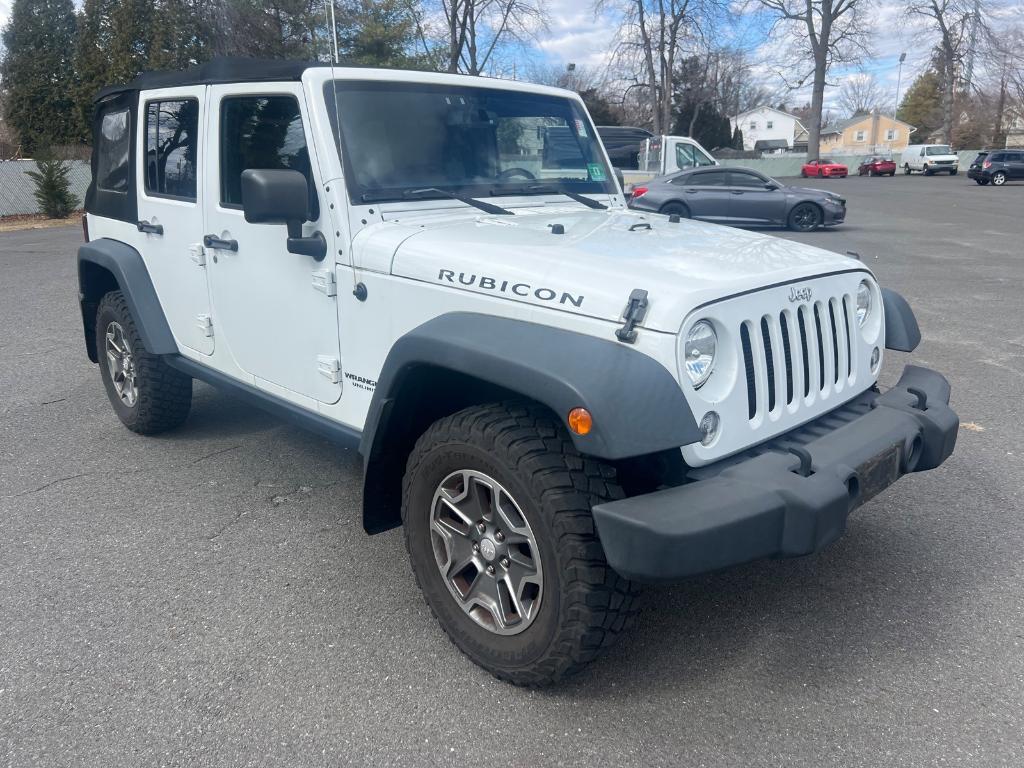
[358,313,701,533]
[361,312,701,463]
[881,288,921,352]
[78,238,177,361]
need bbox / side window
[219,95,318,216]
[729,171,766,188]
[145,99,199,200]
[766,120,773,130]
[97,109,131,193]
[687,170,727,186]
[674,144,715,170]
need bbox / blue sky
[2,0,1020,117]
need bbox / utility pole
[894,52,907,120]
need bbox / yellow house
[819,111,917,155]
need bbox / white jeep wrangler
[78,59,958,685]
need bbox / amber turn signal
[567,407,593,435]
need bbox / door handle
[685,189,697,193]
[203,234,238,251]
[730,191,744,195]
[137,221,163,235]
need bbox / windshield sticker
[574,119,587,137]
[587,163,606,181]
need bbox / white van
[902,144,959,175]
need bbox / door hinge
[317,355,341,383]
[190,244,206,267]
[615,288,648,344]
[196,314,214,337]
[312,269,337,296]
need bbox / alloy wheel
[992,172,1007,186]
[429,469,543,636]
[791,203,821,231]
[104,321,138,407]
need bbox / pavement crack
[208,509,246,541]
[188,445,242,465]
[9,473,91,498]
[40,397,67,405]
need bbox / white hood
[360,207,863,333]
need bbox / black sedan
[627,167,847,231]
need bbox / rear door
[725,170,787,224]
[204,83,342,405]
[679,169,732,222]
[135,87,213,355]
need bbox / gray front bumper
[592,365,958,582]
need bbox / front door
[680,169,732,222]
[204,83,341,404]
[135,86,213,355]
[725,170,787,224]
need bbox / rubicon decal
[437,269,584,308]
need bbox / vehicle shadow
[545,502,966,699]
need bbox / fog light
[567,407,593,435]
[699,411,720,446]
[870,346,881,372]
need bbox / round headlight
[684,320,717,388]
[856,280,872,326]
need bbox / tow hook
[615,288,649,344]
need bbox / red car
[801,159,848,178]
[857,156,897,176]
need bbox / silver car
[627,167,847,232]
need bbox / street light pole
[894,52,907,121]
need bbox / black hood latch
[615,289,649,344]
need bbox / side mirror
[240,169,326,261]
[764,182,778,190]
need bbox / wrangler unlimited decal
[437,269,585,308]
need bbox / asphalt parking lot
[2,174,1022,767]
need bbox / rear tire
[660,202,690,219]
[992,171,1007,186]
[95,291,192,434]
[402,401,640,686]
[904,164,912,175]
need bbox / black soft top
[95,57,326,101]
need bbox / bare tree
[837,72,885,116]
[411,0,546,75]
[903,0,984,143]
[600,0,704,135]
[752,0,873,160]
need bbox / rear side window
[96,109,131,193]
[687,171,727,186]
[990,153,1005,162]
[145,99,199,200]
[219,95,318,216]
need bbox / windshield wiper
[493,183,607,210]
[403,187,512,215]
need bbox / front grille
[739,292,856,421]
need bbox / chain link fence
[0,160,92,217]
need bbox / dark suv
[968,149,1024,186]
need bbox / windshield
[926,145,952,156]
[324,81,616,204]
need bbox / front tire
[402,401,639,686]
[95,291,192,434]
[788,202,823,232]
